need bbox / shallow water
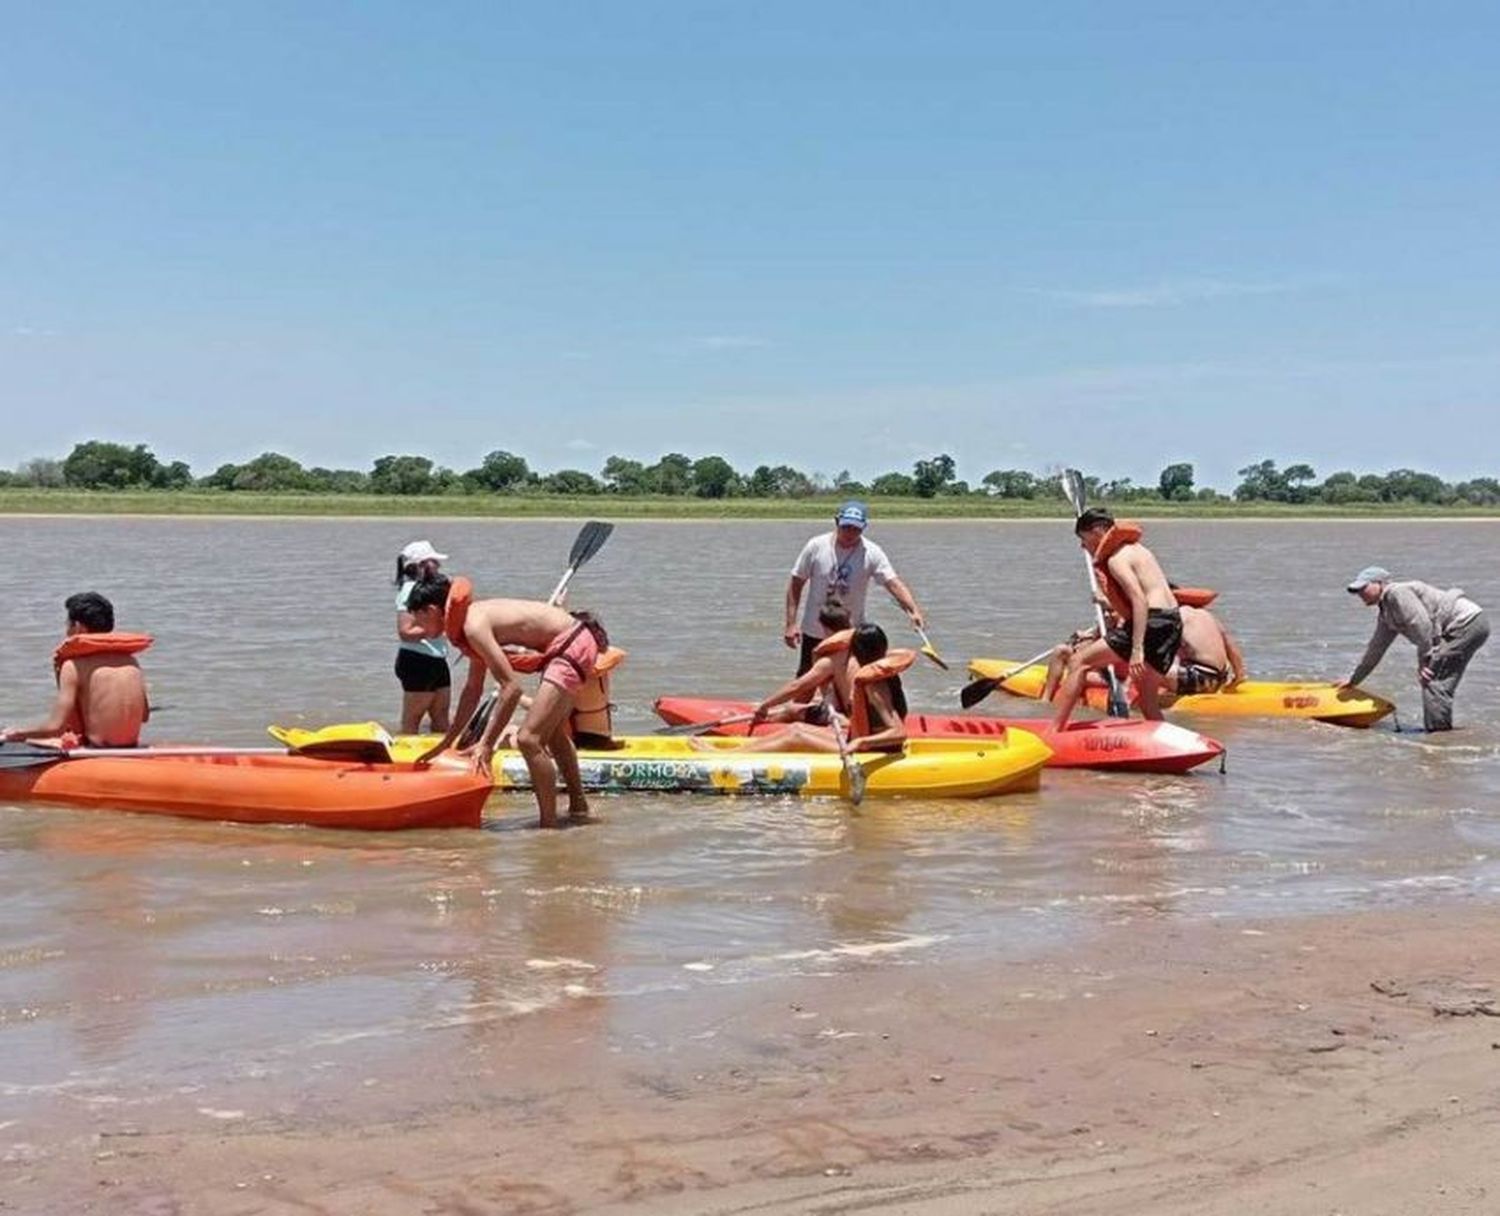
[2,517,1497,1133]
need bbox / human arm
[396,608,429,643]
[756,660,832,719]
[847,683,907,751]
[416,658,485,762]
[466,631,527,776]
[884,577,925,630]
[783,575,807,649]
[1,662,81,741]
[1222,627,1247,687]
[1345,616,1397,687]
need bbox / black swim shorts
[1174,661,1227,696]
[395,649,452,693]
[1105,607,1183,675]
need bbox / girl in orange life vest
[393,540,453,734]
[691,623,911,755]
[736,600,855,733]
[1,592,152,748]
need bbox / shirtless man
[1168,604,1246,696]
[405,575,608,828]
[1,592,151,747]
[1052,508,1182,729]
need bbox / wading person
[1,592,151,747]
[1051,509,1181,729]
[405,574,609,828]
[393,539,452,734]
[783,500,927,675]
[1340,566,1489,731]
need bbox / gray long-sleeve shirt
[1349,580,1483,685]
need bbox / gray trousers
[1423,611,1490,731]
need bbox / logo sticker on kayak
[497,757,811,794]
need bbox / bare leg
[515,681,576,828]
[1136,667,1165,720]
[690,723,840,754]
[1040,644,1073,702]
[401,691,434,735]
[1051,638,1120,730]
[548,720,591,821]
[428,685,451,734]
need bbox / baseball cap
[1346,565,1391,592]
[400,540,448,565]
[835,500,869,529]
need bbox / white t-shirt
[791,533,898,638]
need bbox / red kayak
[652,697,1224,775]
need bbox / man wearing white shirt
[784,501,927,674]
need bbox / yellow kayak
[270,723,1052,799]
[968,658,1395,728]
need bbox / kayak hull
[0,752,491,830]
[968,659,1396,728]
[653,696,1223,774]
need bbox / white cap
[400,540,448,565]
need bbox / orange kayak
[0,751,491,831]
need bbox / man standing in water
[406,575,608,827]
[1051,508,1182,729]
[1340,566,1489,731]
[783,500,928,675]
[1,592,151,747]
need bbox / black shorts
[1175,661,1227,696]
[395,649,452,693]
[1105,608,1183,675]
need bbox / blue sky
[2,2,1497,489]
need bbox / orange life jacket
[443,577,474,654]
[53,632,153,675]
[1091,521,1146,620]
[849,648,916,740]
[1172,586,1218,608]
[812,629,854,658]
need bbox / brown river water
[2,517,1497,1148]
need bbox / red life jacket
[849,649,916,741]
[1172,587,1218,608]
[53,632,153,676]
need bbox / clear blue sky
[3,2,1497,490]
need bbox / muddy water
[2,517,1497,1144]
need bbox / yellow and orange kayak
[968,658,1395,728]
[0,750,491,830]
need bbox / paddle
[655,711,761,737]
[831,715,867,806]
[1064,469,1130,718]
[912,624,950,670]
[0,739,392,772]
[547,520,614,606]
[958,645,1058,709]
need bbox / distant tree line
[2,442,1497,506]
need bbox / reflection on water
[1,517,1498,1130]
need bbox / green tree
[1283,463,1317,504]
[912,453,957,498]
[1454,477,1500,505]
[466,449,531,492]
[230,452,310,492]
[62,441,161,489]
[646,453,693,495]
[13,457,65,488]
[370,454,436,495]
[871,471,915,496]
[982,469,1037,498]
[543,469,602,494]
[601,455,650,494]
[305,467,372,493]
[1158,462,1195,501]
[691,455,739,498]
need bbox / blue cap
[835,500,869,529]
[1347,565,1392,592]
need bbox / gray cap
[1346,565,1392,592]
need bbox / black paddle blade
[958,677,999,709]
[568,520,614,569]
[1063,468,1088,516]
[0,742,67,771]
[457,692,498,750]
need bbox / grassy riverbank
[2,488,1499,519]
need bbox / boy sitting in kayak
[693,623,909,754]
[737,600,855,732]
[1052,509,1182,729]
[404,575,608,829]
[1,592,152,748]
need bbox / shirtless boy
[1,592,151,747]
[1168,604,1246,695]
[405,575,607,828]
[1052,509,1182,729]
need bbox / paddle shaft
[959,643,1059,708]
[1065,471,1130,717]
[655,711,760,737]
[912,624,950,670]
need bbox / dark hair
[65,591,115,633]
[394,557,421,586]
[850,623,907,720]
[405,573,452,613]
[1074,507,1114,536]
[818,598,851,632]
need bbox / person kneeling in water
[695,623,909,754]
[405,574,609,828]
[2,592,152,748]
